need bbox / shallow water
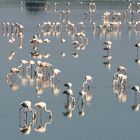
[0,0,140,140]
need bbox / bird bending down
[63,89,75,104]
[131,85,140,94]
[64,82,72,90]
[19,100,37,122]
[34,102,52,119]
[131,104,140,111]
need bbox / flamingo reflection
[34,117,52,133]
[131,89,140,111]
[19,122,32,135]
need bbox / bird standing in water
[19,100,37,123]
[34,102,52,119]
[82,75,93,91]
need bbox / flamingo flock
[2,0,140,135]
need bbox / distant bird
[30,52,42,59]
[34,102,52,119]
[60,38,66,44]
[63,89,73,96]
[131,104,140,111]
[135,58,140,65]
[18,59,29,69]
[135,42,140,58]
[117,65,127,74]
[131,85,140,94]
[43,53,51,59]
[6,67,20,80]
[63,89,75,104]
[103,41,112,56]
[50,68,61,81]
[64,82,72,90]
[103,44,112,51]
[44,38,51,44]
[103,40,112,46]
[29,35,43,45]
[82,75,93,90]
[72,52,79,58]
[10,67,20,74]
[60,52,66,57]
[8,51,16,60]
[135,42,140,48]
[102,55,112,61]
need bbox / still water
[0,0,140,139]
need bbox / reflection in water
[34,102,52,133]
[131,88,140,111]
[102,40,112,70]
[112,86,127,103]
[19,122,32,135]
[19,101,52,134]
[3,1,140,139]
[34,117,52,133]
[134,41,140,65]
[62,79,93,118]
[77,98,85,117]
[63,97,75,119]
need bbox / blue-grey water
[0,0,140,140]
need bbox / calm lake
[0,0,140,140]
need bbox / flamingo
[131,85,140,94]
[64,82,72,90]
[131,104,140,111]
[117,65,127,74]
[135,42,140,58]
[50,68,61,82]
[30,52,43,59]
[17,59,29,69]
[19,100,37,123]
[8,51,16,60]
[103,40,112,46]
[43,53,51,59]
[6,67,20,80]
[63,89,73,96]
[34,102,52,119]
[29,35,42,45]
[103,41,112,56]
[63,89,75,104]
[82,75,93,90]
[44,38,50,44]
